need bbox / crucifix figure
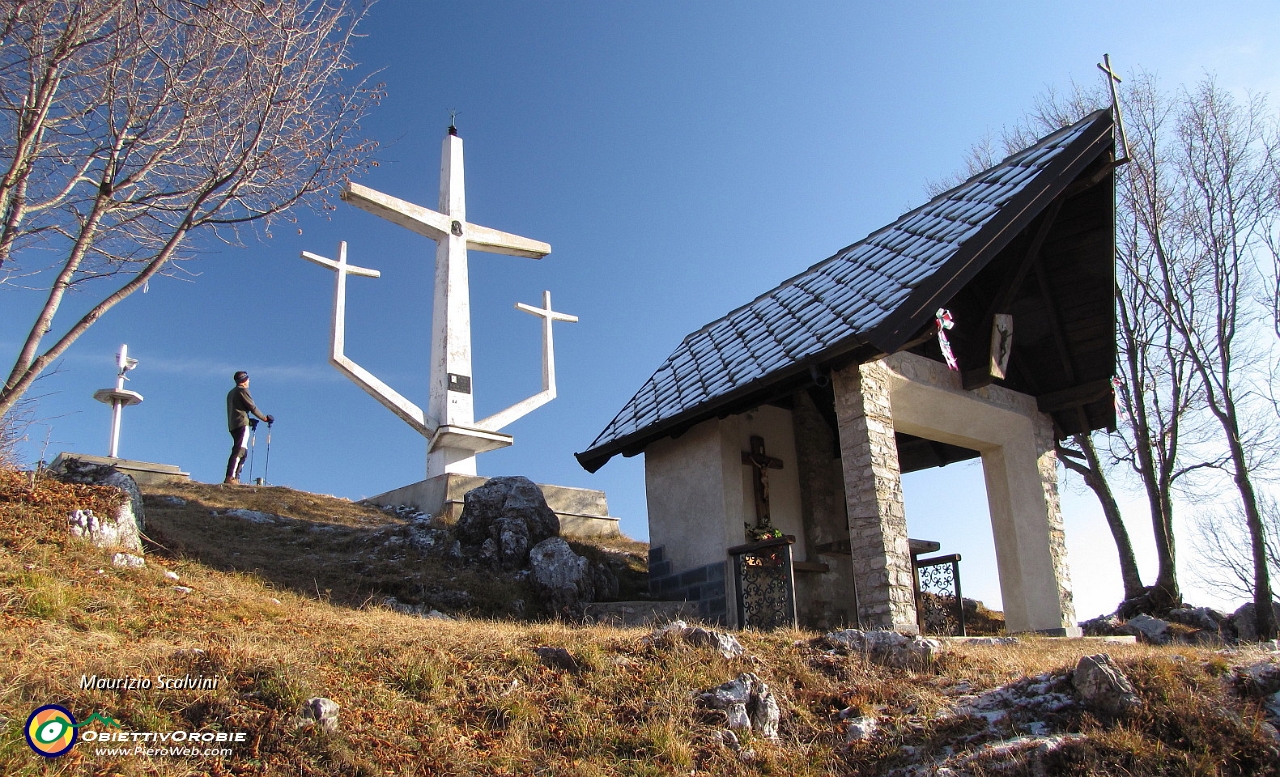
[742,435,783,530]
[301,127,577,478]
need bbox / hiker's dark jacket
[226,386,266,432]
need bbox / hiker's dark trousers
[225,425,252,481]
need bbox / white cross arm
[515,300,578,323]
[301,250,380,278]
[475,291,577,432]
[342,182,551,259]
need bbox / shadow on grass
[140,481,532,618]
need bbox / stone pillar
[832,360,918,633]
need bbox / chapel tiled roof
[578,109,1113,472]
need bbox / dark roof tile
[581,110,1112,468]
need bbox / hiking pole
[262,421,273,485]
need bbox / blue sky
[5,1,1278,619]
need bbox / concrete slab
[50,452,189,486]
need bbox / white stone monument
[92,344,143,459]
[301,127,617,536]
[52,343,190,485]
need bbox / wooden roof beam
[963,196,1065,390]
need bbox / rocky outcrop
[1227,601,1280,643]
[528,537,618,613]
[56,458,145,552]
[1120,614,1171,645]
[456,476,560,569]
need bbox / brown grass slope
[0,469,1277,776]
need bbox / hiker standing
[224,371,273,485]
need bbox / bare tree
[1142,79,1280,638]
[0,0,378,419]
[1056,433,1145,600]
[934,78,1201,614]
[1191,495,1280,602]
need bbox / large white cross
[302,128,577,478]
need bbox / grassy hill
[2,469,1278,776]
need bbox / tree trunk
[1058,434,1145,601]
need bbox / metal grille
[915,554,966,636]
[729,539,797,631]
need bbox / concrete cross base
[363,473,621,539]
[50,452,190,486]
[428,425,513,455]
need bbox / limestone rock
[68,508,142,552]
[220,508,278,524]
[944,672,1076,730]
[646,620,745,659]
[1073,653,1142,716]
[456,476,560,568]
[824,629,943,667]
[1079,613,1124,636]
[1230,659,1280,698]
[111,552,145,569]
[382,596,453,620]
[529,537,592,610]
[54,457,145,531]
[1228,601,1280,643]
[1166,606,1225,632]
[844,716,878,743]
[297,697,339,733]
[59,460,144,551]
[1120,614,1171,645]
[697,673,779,740]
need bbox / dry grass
[1,470,1278,775]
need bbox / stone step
[50,452,190,486]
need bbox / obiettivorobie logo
[24,705,122,758]
[23,704,246,759]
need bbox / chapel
[578,109,1118,635]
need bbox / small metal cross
[1096,54,1132,163]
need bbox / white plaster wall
[644,418,743,575]
[737,405,807,562]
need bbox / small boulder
[844,716,877,743]
[533,646,580,672]
[697,673,779,740]
[296,697,339,733]
[1073,653,1142,716]
[824,629,943,667]
[1120,614,1171,645]
[1079,613,1125,636]
[1166,606,1225,632]
[1228,601,1280,643]
[646,620,745,659]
